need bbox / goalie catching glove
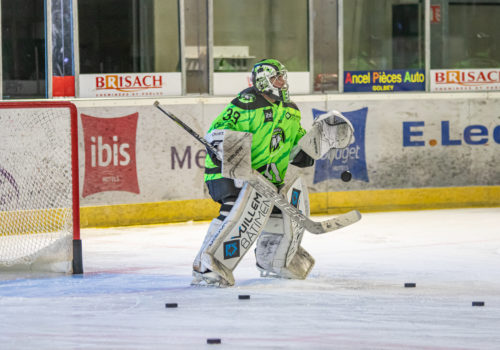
[294,110,355,160]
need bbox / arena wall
[72,92,500,227]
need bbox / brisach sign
[431,69,500,92]
[81,113,140,197]
[79,72,181,98]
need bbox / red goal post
[0,101,82,274]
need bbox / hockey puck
[404,283,416,288]
[207,338,221,344]
[238,294,250,300]
[341,170,352,182]
[472,301,485,307]
[165,303,178,308]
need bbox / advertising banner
[344,69,425,92]
[75,94,500,207]
[430,69,500,92]
[81,113,139,197]
[79,72,182,98]
[77,103,209,206]
[312,107,369,184]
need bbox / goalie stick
[153,101,361,234]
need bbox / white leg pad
[255,215,285,271]
[192,218,223,273]
[255,177,314,279]
[281,245,315,279]
[256,217,315,280]
[255,175,315,280]
[193,182,273,286]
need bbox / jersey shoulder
[231,87,272,110]
[282,100,300,111]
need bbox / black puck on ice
[341,170,352,182]
[404,283,416,288]
[165,303,178,308]
[472,301,485,307]
[238,294,250,300]
[207,338,221,344]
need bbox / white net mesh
[0,104,75,272]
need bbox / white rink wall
[51,92,499,226]
[74,92,500,201]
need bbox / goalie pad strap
[290,149,315,168]
[205,166,222,174]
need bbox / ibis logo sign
[81,113,140,197]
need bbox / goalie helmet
[251,59,290,103]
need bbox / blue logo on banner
[344,69,425,92]
[312,108,369,184]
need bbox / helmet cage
[252,61,290,102]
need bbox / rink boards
[22,92,500,227]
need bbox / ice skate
[191,269,231,288]
[256,262,283,279]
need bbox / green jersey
[205,87,307,186]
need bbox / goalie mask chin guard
[251,59,290,103]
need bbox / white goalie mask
[251,59,290,103]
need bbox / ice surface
[1,208,499,349]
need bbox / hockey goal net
[0,101,82,273]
